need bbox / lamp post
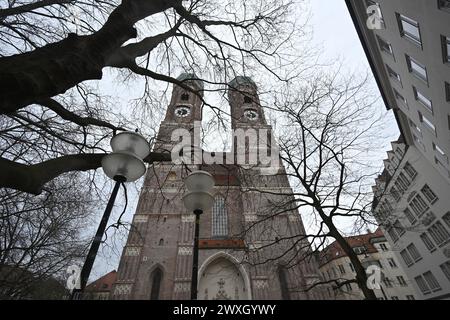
[182,171,215,300]
[71,131,150,299]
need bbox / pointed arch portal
[198,252,251,300]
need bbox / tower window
[150,268,163,300]
[243,96,252,104]
[181,93,189,101]
[278,265,290,300]
[159,238,164,246]
[212,196,228,237]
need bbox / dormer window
[243,96,252,104]
[181,93,189,101]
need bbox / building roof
[228,76,257,89]
[319,228,385,267]
[176,73,204,90]
[85,270,117,293]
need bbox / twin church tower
[110,74,325,300]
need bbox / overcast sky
[88,0,400,283]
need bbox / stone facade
[111,75,325,300]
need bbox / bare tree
[0,0,303,194]
[0,172,97,299]
[235,69,392,300]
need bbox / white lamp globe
[110,132,151,159]
[101,152,146,182]
[184,171,215,192]
[182,191,214,212]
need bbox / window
[433,143,447,159]
[278,265,291,300]
[400,249,413,266]
[439,0,450,12]
[391,296,399,300]
[159,238,164,246]
[428,221,450,246]
[398,172,411,191]
[445,82,450,102]
[387,226,399,243]
[440,261,450,281]
[150,267,163,300]
[353,246,366,255]
[393,89,407,105]
[338,264,345,275]
[390,186,401,201]
[387,258,398,268]
[397,14,421,44]
[345,283,352,291]
[406,243,422,262]
[423,271,442,292]
[349,263,355,272]
[406,56,427,82]
[212,196,228,237]
[379,243,388,252]
[421,184,438,203]
[403,162,417,179]
[418,112,436,133]
[387,65,401,83]
[413,87,432,112]
[420,232,436,252]
[404,208,417,225]
[243,96,252,104]
[377,36,393,55]
[415,275,431,295]
[443,212,450,229]
[406,295,415,300]
[408,194,428,217]
[383,277,393,287]
[397,276,407,286]
[181,93,189,101]
[394,220,406,236]
[442,35,450,63]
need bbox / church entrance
[198,256,248,300]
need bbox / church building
[110,74,325,300]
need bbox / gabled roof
[85,270,117,292]
[319,228,384,266]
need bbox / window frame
[441,35,450,63]
[413,87,433,113]
[438,0,450,13]
[396,13,422,46]
[406,55,428,83]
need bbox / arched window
[243,95,252,104]
[159,238,164,246]
[150,267,163,300]
[212,196,228,237]
[181,93,189,101]
[278,265,290,300]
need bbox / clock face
[244,109,258,120]
[174,106,191,118]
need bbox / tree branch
[0,152,171,195]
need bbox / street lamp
[182,171,215,300]
[71,131,150,299]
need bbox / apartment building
[346,0,450,182]
[346,0,450,300]
[319,229,416,300]
[372,139,450,299]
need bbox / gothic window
[181,93,189,101]
[243,95,252,104]
[278,265,290,300]
[150,267,163,300]
[212,196,228,237]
